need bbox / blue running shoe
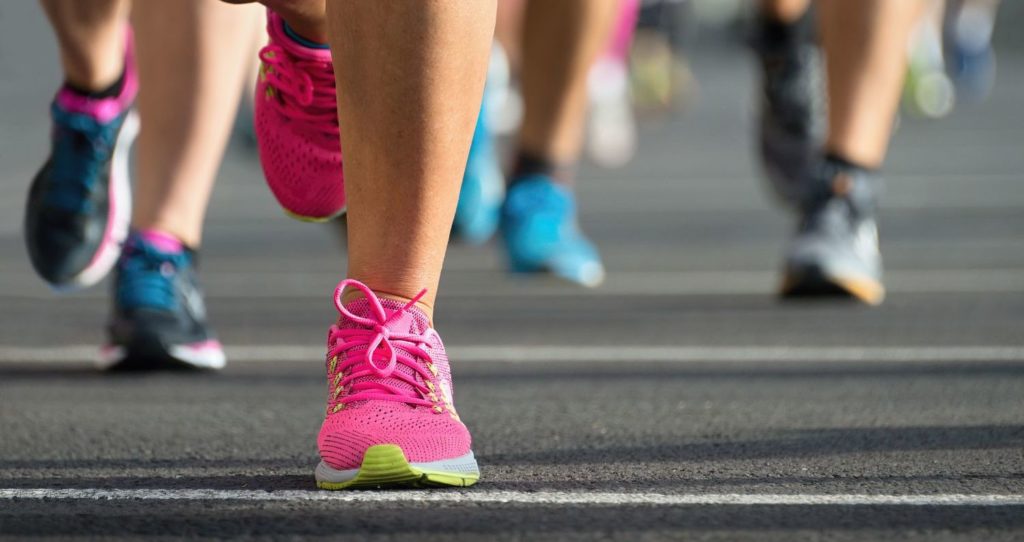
[501,175,605,288]
[453,99,504,245]
[99,232,225,371]
[24,40,139,290]
[950,43,995,104]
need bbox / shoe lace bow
[326,280,438,408]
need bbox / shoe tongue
[336,297,431,408]
[338,297,429,335]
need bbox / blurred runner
[234,0,493,488]
[751,0,928,304]
[500,0,620,287]
[587,0,641,169]
[459,0,628,254]
[946,0,1000,103]
[904,0,957,119]
[629,0,698,116]
[25,0,262,369]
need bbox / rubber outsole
[780,264,885,306]
[283,206,347,224]
[316,445,479,490]
[97,338,225,372]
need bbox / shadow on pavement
[2,502,1023,537]
[480,425,1024,465]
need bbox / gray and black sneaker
[780,159,885,305]
[753,12,826,207]
[99,232,225,371]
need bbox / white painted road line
[3,269,1024,299]
[2,489,1023,506]
[1,345,1022,364]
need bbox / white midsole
[96,341,226,371]
[315,451,480,484]
[62,110,139,291]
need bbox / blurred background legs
[499,0,619,288]
[586,0,641,169]
[25,0,138,291]
[101,1,262,371]
[820,0,926,170]
[130,0,263,249]
[778,0,926,305]
[947,0,1001,103]
[517,0,620,165]
[752,0,823,206]
[29,0,264,370]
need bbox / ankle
[132,219,200,249]
[63,62,126,99]
[283,20,329,49]
[340,288,434,323]
[511,150,576,186]
[270,5,327,44]
[824,151,879,174]
[133,228,193,253]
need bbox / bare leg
[238,0,493,313]
[130,0,264,248]
[818,0,927,168]
[496,0,527,73]
[326,1,496,316]
[39,0,129,91]
[517,0,619,165]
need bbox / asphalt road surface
[1,4,1023,541]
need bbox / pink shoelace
[326,280,438,409]
[258,44,339,135]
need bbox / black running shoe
[100,232,225,371]
[24,42,138,290]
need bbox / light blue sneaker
[452,100,504,245]
[501,175,605,288]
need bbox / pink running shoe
[254,11,345,222]
[315,279,479,489]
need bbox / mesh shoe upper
[501,176,605,287]
[254,11,345,221]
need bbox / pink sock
[138,229,184,254]
[608,0,641,62]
